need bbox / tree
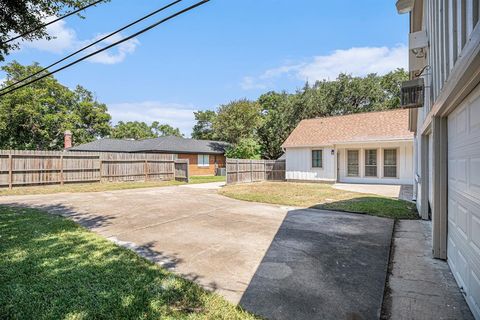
[112,121,183,140]
[0,61,111,150]
[213,99,263,144]
[191,110,216,140]
[224,138,261,160]
[0,0,103,61]
[151,121,183,137]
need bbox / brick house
[69,136,229,176]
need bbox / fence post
[60,154,64,186]
[144,159,148,181]
[236,159,240,184]
[250,160,253,182]
[8,152,13,189]
[186,159,190,183]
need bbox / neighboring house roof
[282,109,413,148]
[69,136,229,154]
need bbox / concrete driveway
[0,183,393,319]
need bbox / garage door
[448,84,480,319]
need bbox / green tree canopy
[224,138,262,160]
[213,99,263,145]
[0,61,111,150]
[191,110,216,140]
[0,0,103,61]
[112,121,183,140]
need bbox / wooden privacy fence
[226,158,286,184]
[0,150,189,189]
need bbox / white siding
[285,147,335,182]
[337,141,414,185]
[285,141,414,185]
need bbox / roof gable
[282,109,413,148]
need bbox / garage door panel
[470,270,480,318]
[471,216,480,256]
[448,84,480,319]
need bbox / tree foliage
[224,138,262,160]
[191,110,216,140]
[0,0,103,61]
[112,121,183,140]
[0,61,111,150]
[192,69,408,159]
[213,99,263,145]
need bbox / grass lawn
[189,175,226,184]
[0,180,183,197]
[0,176,226,197]
[219,182,418,220]
[0,206,256,320]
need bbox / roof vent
[400,78,424,109]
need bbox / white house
[397,0,480,317]
[282,109,414,185]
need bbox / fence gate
[226,159,285,185]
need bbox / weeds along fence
[226,159,286,185]
[0,150,189,189]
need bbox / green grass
[0,176,226,197]
[189,176,226,184]
[0,206,256,320]
[219,182,418,220]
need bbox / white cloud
[242,45,408,89]
[20,17,139,64]
[108,101,198,137]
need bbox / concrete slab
[384,220,474,320]
[0,185,393,319]
[240,209,394,320]
[333,183,414,202]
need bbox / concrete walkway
[0,183,393,319]
[384,220,473,320]
[333,183,414,202]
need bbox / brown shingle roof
[282,109,413,148]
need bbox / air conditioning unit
[401,78,424,109]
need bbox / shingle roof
[69,136,229,154]
[282,109,413,148]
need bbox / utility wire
[3,0,107,44]
[0,0,210,97]
[0,0,183,93]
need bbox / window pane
[347,150,359,176]
[384,149,397,177]
[312,150,322,168]
[365,150,377,177]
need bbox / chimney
[64,130,72,149]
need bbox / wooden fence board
[226,158,285,184]
[0,150,181,189]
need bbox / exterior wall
[285,142,414,185]
[406,0,480,263]
[337,141,414,185]
[285,146,336,182]
[177,153,225,176]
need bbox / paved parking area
[0,183,394,319]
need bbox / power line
[0,0,210,97]
[0,0,183,93]
[3,0,107,44]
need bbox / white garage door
[448,84,480,319]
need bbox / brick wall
[177,153,225,176]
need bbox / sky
[2,0,409,137]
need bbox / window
[365,149,377,177]
[198,154,209,167]
[312,150,323,168]
[384,149,397,178]
[347,150,359,176]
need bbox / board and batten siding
[285,147,336,182]
[337,141,414,185]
